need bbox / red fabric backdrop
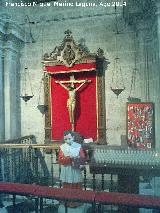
[50,71,97,141]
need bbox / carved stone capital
[0,18,25,51]
[124,0,156,27]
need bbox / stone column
[155,2,160,150]
[0,39,5,141]
[4,42,13,139]
[3,21,24,140]
[136,18,159,150]
[4,41,22,139]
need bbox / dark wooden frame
[43,74,52,141]
[127,102,154,149]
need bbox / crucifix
[55,75,91,131]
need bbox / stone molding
[6,6,115,27]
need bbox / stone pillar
[4,41,22,139]
[137,18,159,149]
[155,2,160,150]
[4,42,12,139]
[0,40,5,141]
[3,21,24,140]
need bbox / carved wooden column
[44,73,52,140]
[96,49,109,144]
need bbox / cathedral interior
[0,0,160,212]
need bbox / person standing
[58,130,85,190]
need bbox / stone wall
[0,0,159,147]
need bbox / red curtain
[50,71,97,141]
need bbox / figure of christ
[55,75,91,130]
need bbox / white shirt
[60,142,81,158]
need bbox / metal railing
[0,136,61,186]
[1,136,160,212]
[0,182,160,213]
